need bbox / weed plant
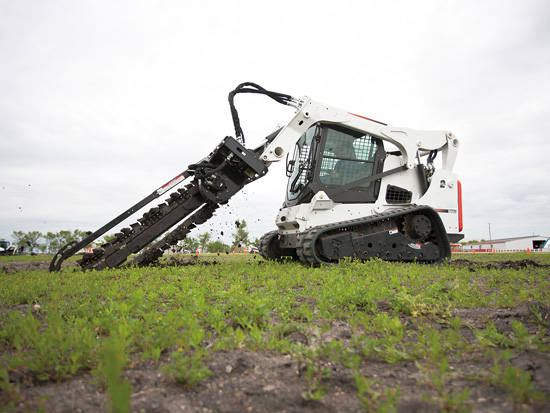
[1,252,549,410]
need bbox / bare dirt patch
[0,260,57,274]
[2,257,550,412]
[10,308,550,412]
[450,258,550,272]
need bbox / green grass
[1,252,549,410]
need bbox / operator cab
[285,124,386,207]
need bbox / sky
[1,0,549,247]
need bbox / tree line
[8,229,89,255]
[5,219,257,255]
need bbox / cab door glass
[287,126,316,200]
[319,127,379,187]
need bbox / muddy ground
[2,258,550,412]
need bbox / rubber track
[295,206,446,265]
[77,182,212,271]
[258,230,279,260]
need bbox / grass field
[1,253,549,412]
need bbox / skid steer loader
[50,83,463,271]
[0,240,18,256]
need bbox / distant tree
[231,220,250,249]
[182,236,199,252]
[11,230,43,254]
[11,231,27,248]
[197,232,212,251]
[24,231,43,254]
[102,234,118,244]
[10,229,90,255]
[43,230,88,254]
[206,240,230,253]
[56,229,87,252]
[460,240,483,245]
[43,232,58,254]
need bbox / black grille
[386,185,412,204]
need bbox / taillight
[457,180,463,232]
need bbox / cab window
[319,127,379,186]
[286,126,316,200]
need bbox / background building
[462,235,550,252]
